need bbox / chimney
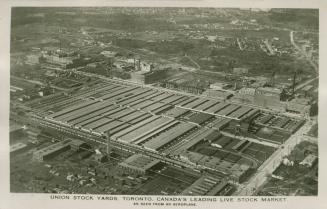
[138,59,141,71]
[133,58,136,70]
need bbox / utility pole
[292,69,297,95]
[59,27,62,52]
[106,130,111,155]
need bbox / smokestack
[133,58,136,70]
[138,59,141,71]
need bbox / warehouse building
[118,154,160,175]
[26,127,41,144]
[234,87,287,111]
[42,54,74,68]
[33,140,71,162]
[228,109,260,133]
[202,89,233,100]
[234,87,256,103]
[10,142,30,157]
[254,113,304,134]
[142,122,197,151]
[181,175,231,196]
[229,163,253,183]
[163,78,208,95]
[69,139,91,151]
[182,151,252,183]
[254,87,286,111]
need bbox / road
[290,31,318,75]
[221,131,279,148]
[290,30,319,92]
[184,55,201,70]
[294,76,318,91]
[234,119,314,195]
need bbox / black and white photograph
[2,1,326,208]
[8,6,319,197]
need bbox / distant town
[10,7,318,196]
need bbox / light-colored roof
[119,154,160,172]
[10,124,23,132]
[257,87,282,94]
[239,87,256,95]
[34,140,71,156]
[10,143,27,152]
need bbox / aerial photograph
[9,7,318,196]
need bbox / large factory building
[118,154,161,175]
[254,87,284,110]
[234,87,287,111]
[33,140,71,162]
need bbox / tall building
[118,154,160,175]
[234,87,256,103]
[234,87,287,111]
[254,87,285,111]
[42,54,74,68]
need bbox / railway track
[27,113,231,177]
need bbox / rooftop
[10,124,23,133]
[10,142,27,152]
[69,139,88,147]
[181,175,227,196]
[257,87,282,94]
[34,140,71,156]
[238,87,256,95]
[119,154,160,172]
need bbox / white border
[0,1,326,209]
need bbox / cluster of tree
[268,9,319,30]
[114,38,195,55]
[12,7,177,33]
[210,47,311,77]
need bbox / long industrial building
[118,154,161,174]
[32,79,304,180]
[181,175,232,196]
